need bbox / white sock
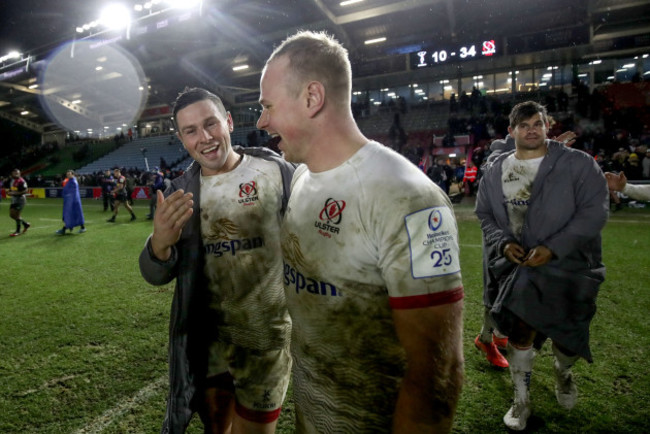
[507,343,535,404]
[479,308,495,343]
[552,342,579,371]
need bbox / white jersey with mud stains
[200,154,291,351]
[282,141,464,433]
[501,153,544,241]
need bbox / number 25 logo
[431,248,453,267]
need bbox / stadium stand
[76,135,186,174]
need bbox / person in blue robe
[57,170,86,234]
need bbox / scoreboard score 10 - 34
[410,40,498,69]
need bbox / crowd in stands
[0,140,60,176]
[2,81,649,196]
[388,85,650,196]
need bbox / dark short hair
[509,101,548,128]
[172,87,227,129]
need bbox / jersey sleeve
[374,180,464,309]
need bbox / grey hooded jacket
[475,140,608,361]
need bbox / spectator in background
[442,130,456,147]
[99,169,115,212]
[643,149,650,179]
[454,163,465,188]
[106,168,136,223]
[463,160,478,196]
[624,153,643,180]
[163,170,172,191]
[7,168,30,237]
[417,145,434,173]
[56,170,86,235]
[426,157,448,193]
[125,171,136,206]
[146,167,164,220]
[442,159,455,194]
[460,90,470,111]
[449,93,458,113]
[388,113,407,152]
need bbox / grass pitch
[0,198,648,433]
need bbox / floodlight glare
[364,37,386,45]
[100,4,132,30]
[40,40,148,135]
[0,51,21,62]
[166,0,202,9]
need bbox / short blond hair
[266,31,352,106]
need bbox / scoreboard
[410,40,499,69]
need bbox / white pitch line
[74,375,167,434]
[608,218,650,224]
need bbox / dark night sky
[0,1,104,55]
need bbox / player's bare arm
[392,299,464,433]
[151,189,194,261]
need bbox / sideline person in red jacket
[463,160,478,196]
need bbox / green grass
[0,199,648,433]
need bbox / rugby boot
[474,334,509,368]
[493,333,508,351]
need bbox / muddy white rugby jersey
[282,141,464,432]
[501,153,544,241]
[201,154,291,351]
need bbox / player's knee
[509,319,536,347]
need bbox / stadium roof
[0,0,649,136]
